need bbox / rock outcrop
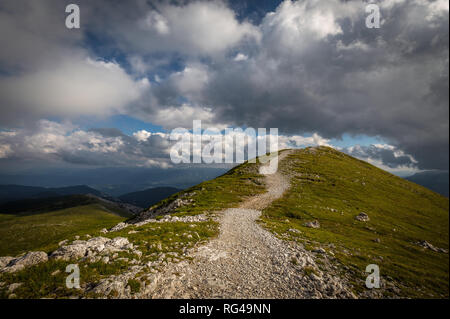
[50,236,137,261]
[416,240,448,253]
[131,193,194,223]
[1,251,48,273]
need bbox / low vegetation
[0,204,127,256]
[3,148,447,299]
[140,159,265,217]
[0,220,218,298]
[0,159,264,299]
[260,146,449,298]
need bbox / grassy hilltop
[260,147,449,298]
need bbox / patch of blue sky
[77,114,164,136]
[329,133,385,148]
[229,0,283,24]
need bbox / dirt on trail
[142,150,355,299]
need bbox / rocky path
[143,151,353,298]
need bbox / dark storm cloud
[195,0,449,169]
[0,0,448,171]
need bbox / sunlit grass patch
[260,146,449,298]
[0,204,126,256]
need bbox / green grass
[8,148,445,298]
[100,220,219,265]
[0,159,265,299]
[260,146,449,298]
[127,279,141,293]
[0,220,219,298]
[0,204,126,256]
[0,259,82,299]
[141,159,265,217]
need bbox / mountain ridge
[0,184,104,204]
[406,170,449,197]
[119,187,182,209]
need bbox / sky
[0,0,448,188]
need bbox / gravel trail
[143,151,353,298]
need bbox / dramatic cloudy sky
[0,0,448,186]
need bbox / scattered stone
[133,214,208,227]
[309,272,322,281]
[355,212,370,222]
[288,228,301,234]
[8,283,22,292]
[304,220,320,229]
[89,256,101,263]
[373,238,381,243]
[313,248,326,254]
[100,228,108,234]
[50,237,131,261]
[58,240,68,247]
[130,194,195,224]
[109,222,128,232]
[416,240,448,253]
[51,270,61,276]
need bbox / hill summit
[0,147,448,299]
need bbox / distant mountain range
[0,194,139,217]
[119,187,181,209]
[0,166,228,196]
[405,171,449,197]
[0,184,104,204]
[0,184,183,216]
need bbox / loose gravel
[142,151,355,298]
